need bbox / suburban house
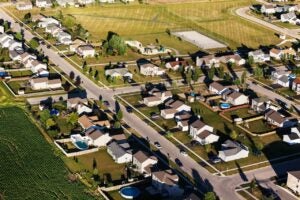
[218,140,249,162]
[9,50,21,61]
[152,169,184,197]
[70,39,85,52]
[189,119,219,145]
[292,77,300,94]
[283,127,300,145]
[177,120,190,132]
[248,50,270,63]
[196,55,220,68]
[251,97,271,113]
[165,59,189,71]
[223,91,249,106]
[160,99,191,119]
[78,0,95,4]
[260,4,276,14]
[35,0,52,7]
[78,114,110,130]
[0,34,13,46]
[264,109,297,128]
[270,47,296,60]
[20,52,37,63]
[139,63,165,76]
[38,17,60,28]
[271,69,290,80]
[219,54,246,66]
[45,24,61,35]
[76,45,95,58]
[56,0,75,7]
[105,68,133,80]
[107,140,132,164]
[0,26,3,34]
[57,31,72,45]
[76,103,93,115]
[143,90,172,107]
[84,127,111,147]
[67,97,88,109]
[209,82,227,95]
[276,75,290,87]
[26,59,47,73]
[132,150,158,176]
[16,1,33,10]
[286,171,300,195]
[281,12,300,25]
[30,77,61,90]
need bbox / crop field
[10,0,280,52]
[0,107,96,199]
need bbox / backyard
[0,106,98,199]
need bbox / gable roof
[152,169,179,186]
[190,119,206,130]
[85,128,105,140]
[221,140,248,156]
[265,109,285,124]
[278,75,289,83]
[289,171,300,179]
[107,141,129,158]
[210,82,226,92]
[133,150,157,163]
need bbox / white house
[78,0,95,4]
[20,52,37,63]
[67,97,88,109]
[105,68,133,80]
[251,97,271,113]
[36,0,52,8]
[152,169,184,197]
[107,140,132,164]
[196,55,220,68]
[281,12,300,25]
[276,75,290,87]
[84,127,111,147]
[76,103,93,115]
[292,77,300,94]
[57,31,72,45]
[76,45,95,58]
[218,140,249,162]
[287,171,300,195]
[9,50,21,61]
[177,120,189,132]
[189,119,219,145]
[56,0,75,7]
[283,127,300,145]
[16,1,33,10]
[209,82,227,95]
[26,59,47,73]
[165,59,189,71]
[248,50,270,63]
[8,40,22,51]
[219,54,246,66]
[30,77,61,90]
[0,26,4,34]
[38,18,60,28]
[261,4,276,15]
[45,24,61,35]
[132,151,158,176]
[140,63,165,76]
[265,109,297,128]
[270,48,282,60]
[160,99,191,119]
[0,33,13,46]
[223,91,249,106]
[143,90,172,107]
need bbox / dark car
[175,158,183,167]
[154,141,162,149]
[103,101,110,106]
[209,156,221,164]
[126,106,133,113]
[47,44,51,49]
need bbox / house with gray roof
[276,75,290,87]
[84,127,111,147]
[251,97,271,113]
[107,140,132,164]
[283,127,300,145]
[218,140,249,162]
[189,119,219,145]
[248,49,270,63]
[105,68,133,80]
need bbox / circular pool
[220,103,231,109]
[119,187,140,199]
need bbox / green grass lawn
[0,107,97,199]
[9,70,33,78]
[9,0,280,51]
[223,107,256,120]
[246,119,275,134]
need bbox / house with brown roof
[78,114,111,130]
[251,97,271,113]
[264,109,297,128]
[160,99,191,119]
[152,169,184,197]
[209,82,227,95]
[292,77,300,94]
[67,97,88,109]
[132,150,158,176]
[189,119,219,145]
[287,170,300,195]
[165,59,189,71]
[84,127,111,147]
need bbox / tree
[116,109,123,121]
[208,67,215,80]
[104,32,127,56]
[29,38,39,49]
[241,70,247,84]
[186,69,193,84]
[67,112,78,125]
[40,109,51,124]
[46,118,56,129]
[93,158,97,169]
[255,141,264,152]
[205,144,211,153]
[249,178,256,193]
[254,67,263,79]
[57,10,64,20]
[95,70,100,81]
[218,66,225,78]
[3,21,9,32]
[23,12,32,23]
[113,121,121,129]
[247,56,254,66]
[230,130,238,140]
[204,192,217,200]
[192,67,201,82]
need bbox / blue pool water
[220,103,231,109]
[119,187,140,199]
[74,140,88,150]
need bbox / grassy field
[9,0,280,51]
[0,107,97,199]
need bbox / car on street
[180,149,188,156]
[126,106,133,113]
[103,101,110,106]
[154,141,162,149]
[175,158,183,167]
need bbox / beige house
[132,151,158,176]
[287,171,300,195]
[30,77,61,90]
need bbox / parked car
[103,101,110,106]
[210,156,221,164]
[154,141,162,149]
[126,106,133,113]
[180,149,188,156]
[175,158,183,167]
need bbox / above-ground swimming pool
[220,103,231,109]
[119,187,141,199]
